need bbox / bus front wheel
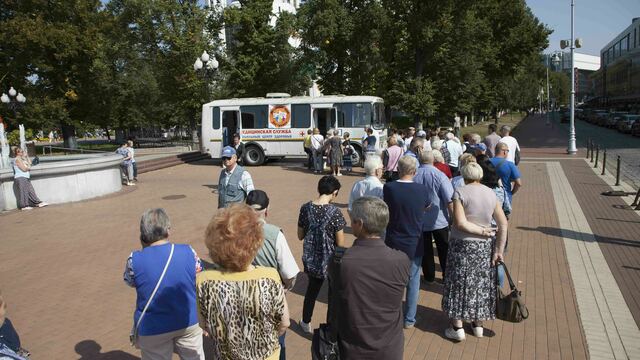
[351,148,363,167]
[244,146,265,166]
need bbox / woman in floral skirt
[441,162,508,341]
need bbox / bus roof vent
[266,93,291,98]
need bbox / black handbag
[496,261,529,323]
[311,323,340,360]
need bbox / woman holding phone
[441,162,508,341]
[12,147,47,211]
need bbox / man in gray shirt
[335,197,410,359]
[483,123,502,158]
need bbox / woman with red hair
[197,204,290,360]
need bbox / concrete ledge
[0,153,123,211]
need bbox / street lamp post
[193,50,219,99]
[1,87,27,126]
[193,51,219,145]
[547,53,561,125]
[567,0,577,154]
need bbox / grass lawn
[458,111,525,137]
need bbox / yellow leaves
[65,89,78,101]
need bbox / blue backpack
[302,204,338,279]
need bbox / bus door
[311,104,337,137]
[221,107,240,148]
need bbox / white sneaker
[444,327,466,341]
[299,319,312,334]
[21,206,33,211]
[472,326,483,338]
[37,202,49,208]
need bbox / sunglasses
[222,156,232,161]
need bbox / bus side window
[212,107,221,129]
[240,105,268,129]
[292,104,310,128]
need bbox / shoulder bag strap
[497,260,516,290]
[133,244,175,337]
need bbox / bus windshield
[373,102,385,129]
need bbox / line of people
[122,124,523,360]
[303,128,356,176]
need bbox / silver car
[617,114,640,133]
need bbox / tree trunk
[414,114,421,130]
[62,123,78,149]
[115,128,126,144]
[190,114,199,148]
[103,127,111,141]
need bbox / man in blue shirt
[413,150,454,283]
[490,142,522,203]
[384,156,430,329]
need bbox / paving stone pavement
[1,114,640,359]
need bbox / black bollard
[602,149,607,175]
[632,188,640,207]
[590,142,594,162]
[615,156,621,186]
[594,145,599,168]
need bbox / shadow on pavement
[75,340,140,360]
[518,226,640,248]
[290,272,329,305]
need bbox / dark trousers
[422,227,449,281]
[304,147,313,169]
[278,332,286,360]
[302,275,325,323]
[133,162,138,179]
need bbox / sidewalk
[0,115,639,359]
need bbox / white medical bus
[200,93,387,166]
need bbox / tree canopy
[299,0,552,126]
[0,0,551,145]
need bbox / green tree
[549,71,570,106]
[220,0,310,98]
[0,0,104,148]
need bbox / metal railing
[41,145,108,156]
[587,139,640,210]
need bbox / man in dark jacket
[336,196,410,359]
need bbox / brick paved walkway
[1,114,640,359]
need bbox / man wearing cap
[246,190,299,360]
[246,190,300,290]
[218,146,254,208]
[469,143,487,157]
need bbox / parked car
[594,111,610,126]
[631,120,640,137]
[617,114,640,133]
[605,112,628,128]
[588,110,608,124]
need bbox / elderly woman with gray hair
[442,162,508,342]
[123,208,205,360]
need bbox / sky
[526,0,640,56]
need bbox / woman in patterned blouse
[197,204,290,360]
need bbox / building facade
[542,52,600,102]
[592,17,640,107]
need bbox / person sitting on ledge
[11,147,47,211]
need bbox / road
[553,113,640,190]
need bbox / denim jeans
[313,150,324,172]
[278,332,286,360]
[404,256,423,326]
